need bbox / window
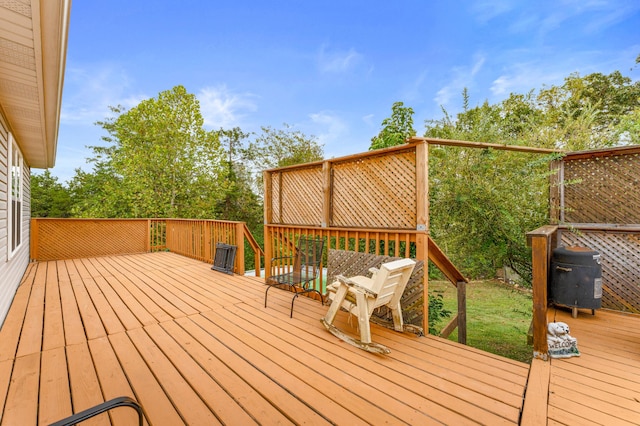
[8,134,23,258]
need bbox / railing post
[322,161,331,228]
[235,222,245,275]
[145,219,151,252]
[30,218,39,261]
[264,226,272,280]
[457,280,467,344]
[416,141,429,333]
[527,225,558,360]
[204,220,212,263]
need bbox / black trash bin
[549,246,602,318]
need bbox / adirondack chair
[264,236,325,318]
[321,258,416,354]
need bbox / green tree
[370,101,416,149]
[251,124,324,169]
[424,69,639,283]
[218,124,323,270]
[30,170,72,217]
[537,71,640,148]
[78,85,226,218]
[426,93,555,281]
[215,127,261,224]
[614,107,640,145]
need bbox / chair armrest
[336,275,377,297]
[368,267,379,280]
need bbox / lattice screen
[267,146,419,229]
[332,150,417,228]
[560,230,640,313]
[33,219,148,261]
[271,166,324,225]
[563,153,640,224]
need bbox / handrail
[264,224,468,341]
[48,396,145,426]
[428,236,468,343]
[428,236,467,284]
[162,218,263,276]
[31,218,264,277]
[243,222,265,275]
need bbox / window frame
[7,133,24,259]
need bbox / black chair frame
[265,236,325,317]
[48,396,145,426]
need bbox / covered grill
[549,246,602,318]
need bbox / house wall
[0,112,31,328]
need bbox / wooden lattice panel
[32,219,148,261]
[560,230,640,313]
[332,150,417,229]
[271,171,281,223]
[563,153,640,224]
[277,167,323,225]
[327,249,424,326]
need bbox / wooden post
[416,141,429,332]
[263,171,273,280]
[30,218,39,261]
[264,226,272,281]
[235,222,245,275]
[322,161,331,228]
[549,160,561,224]
[457,280,467,344]
[263,171,272,225]
[526,225,558,360]
[204,220,212,263]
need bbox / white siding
[0,112,30,328]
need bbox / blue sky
[52,0,640,183]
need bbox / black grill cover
[550,246,602,309]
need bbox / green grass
[430,279,533,363]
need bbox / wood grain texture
[0,252,534,425]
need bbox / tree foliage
[73,85,227,218]
[30,170,72,217]
[425,70,639,282]
[370,101,416,150]
[251,124,324,169]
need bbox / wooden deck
[522,307,640,425]
[0,252,530,425]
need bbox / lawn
[430,279,533,363]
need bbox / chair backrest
[369,258,416,309]
[294,237,325,279]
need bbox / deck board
[38,347,72,425]
[0,252,535,425]
[529,307,640,425]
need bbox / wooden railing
[31,218,264,276]
[264,224,467,340]
[430,237,468,344]
[526,225,558,360]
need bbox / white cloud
[308,111,348,148]
[490,46,639,99]
[60,63,145,124]
[198,85,258,129]
[506,0,640,38]
[488,59,559,97]
[362,114,375,127]
[434,54,486,107]
[317,44,363,73]
[471,0,515,23]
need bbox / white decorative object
[547,322,580,358]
